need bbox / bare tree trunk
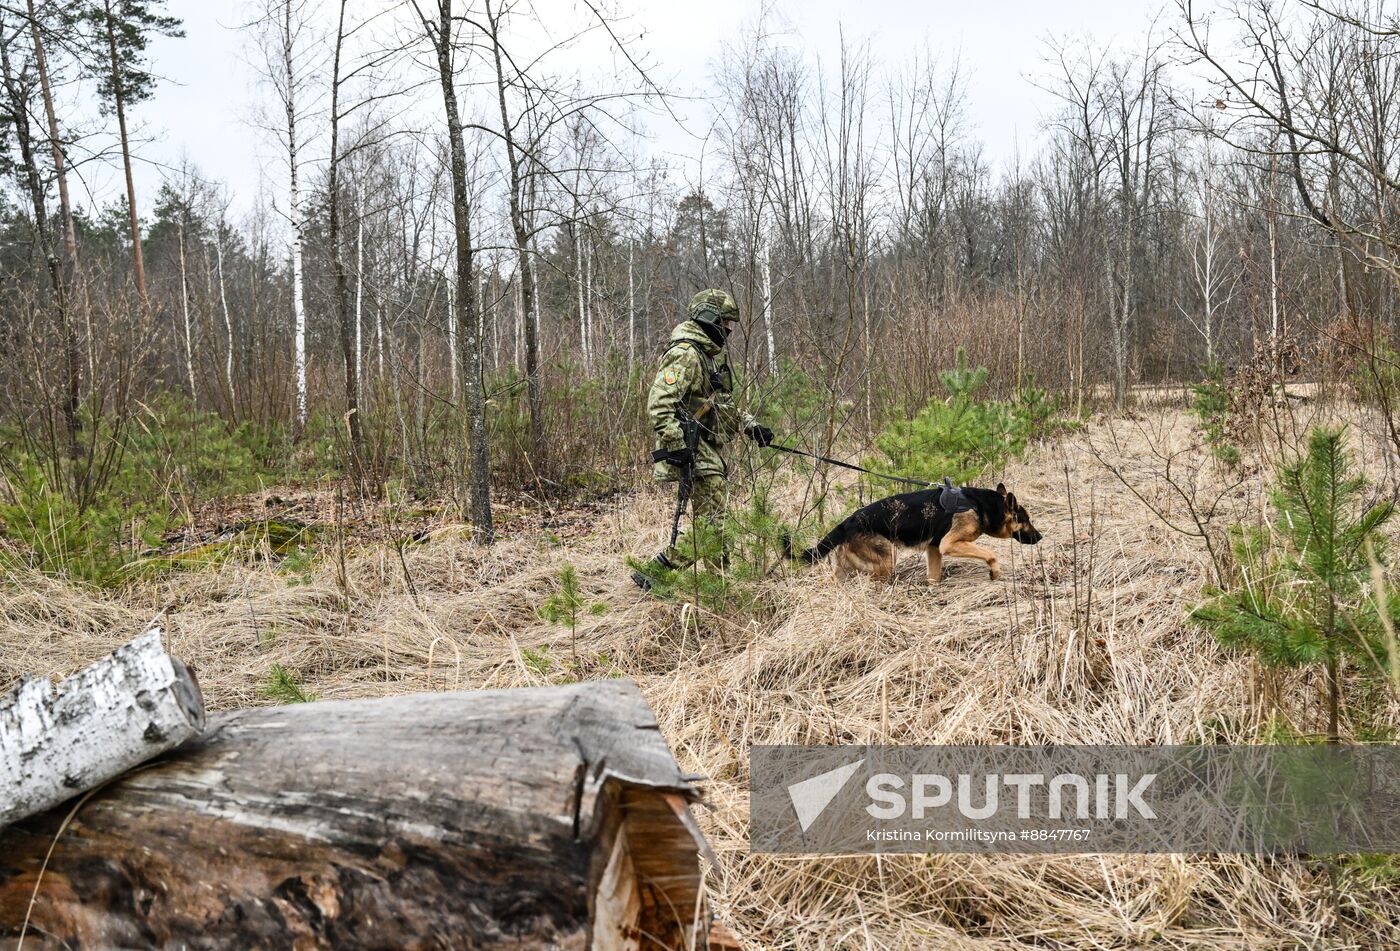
[584,231,593,366]
[480,269,491,372]
[863,262,873,430]
[1268,148,1282,351]
[1202,196,1216,364]
[1116,225,1133,409]
[761,238,776,373]
[215,228,236,410]
[416,323,426,452]
[575,221,588,369]
[177,216,198,401]
[529,243,540,417]
[282,0,308,432]
[0,14,71,459]
[327,0,363,476]
[426,0,493,541]
[515,262,525,370]
[376,289,385,379]
[26,0,80,461]
[448,279,459,401]
[486,0,544,466]
[627,238,636,372]
[0,25,53,289]
[355,206,364,408]
[103,0,150,321]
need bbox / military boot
[631,552,674,591]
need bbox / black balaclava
[700,318,731,348]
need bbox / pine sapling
[261,663,316,704]
[539,563,606,666]
[1190,427,1397,742]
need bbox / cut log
[0,680,718,950]
[0,627,205,828]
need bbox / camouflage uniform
[646,291,753,569]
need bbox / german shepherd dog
[784,484,1042,583]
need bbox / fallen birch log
[0,627,205,828]
[0,679,728,951]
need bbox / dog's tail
[782,520,853,565]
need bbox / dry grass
[4,404,1400,949]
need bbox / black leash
[764,443,937,488]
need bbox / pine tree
[1190,427,1398,742]
[73,0,183,320]
[868,348,1034,487]
[1190,359,1240,467]
[538,564,606,667]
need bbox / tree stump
[0,680,724,950]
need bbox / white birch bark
[178,219,197,401]
[448,279,459,402]
[0,628,205,827]
[291,199,307,427]
[416,324,427,438]
[479,270,489,371]
[1268,215,1280,346]
[627,239,635,373]
[530,248,541,344]
[1201,212,1216,364]
[761,239,776,373]
[516,264,525,370]
[284,0,307,428]
[355,210,364,406]
[583,236,593,366]
[215,232,235,407]
[575,226,588,369]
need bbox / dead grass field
[5,402,1400,949]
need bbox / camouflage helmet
[687,288,739,329]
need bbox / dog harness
[938,477,974,513]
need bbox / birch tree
[1177,140,1240,364]
[247,0,320,431]
[212,212,236,410]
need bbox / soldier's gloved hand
[745,423,775,447]
[651,447,693,467]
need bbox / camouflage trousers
[662,474,727,569]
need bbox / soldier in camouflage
[631,289,773,590]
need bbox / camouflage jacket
[647,320,748,481]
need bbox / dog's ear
[996,482,1007,496]
[1006,492,1018,508]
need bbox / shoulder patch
[662,366,682,386]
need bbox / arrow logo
[787,759,865,832]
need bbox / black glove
[745,423,775,447]
[651,447,693,467]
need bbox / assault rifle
[666,397,717,549]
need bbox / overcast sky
[111,0,1170,222]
